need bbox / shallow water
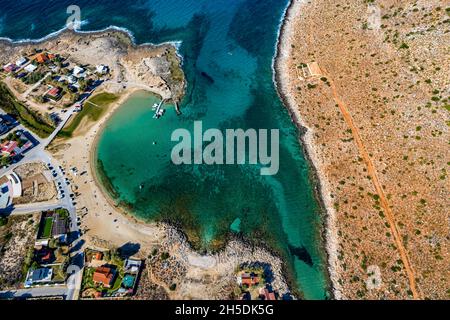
[0,0,329,299]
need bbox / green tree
[1,156,11,167]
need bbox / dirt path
[324,70,421,300]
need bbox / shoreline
[79,88,293,298]
[89,89,162,226]
[0,25,183,51]
[88,89,298,297]
[0,14,323,299]
[274,0,341,299]
[3,26,294,298]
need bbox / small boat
[151,103,158,109]
[153,108,165,119]
[139,184,144,190]
[152,100,166,119]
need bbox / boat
[153,100,165,119]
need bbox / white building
[16,57,28,66]
[24,64,37,73]
[73,66,85,77]
[68,75,77,84]
[124,258,142,274]
[96,64,108,74]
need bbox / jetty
[175,102,182,115]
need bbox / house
[1,141,19,156]
[96,64,108,74]
[24,64,37,73]
[16,72,27,79]
[241,272,260,287]
[35,53,48,64]
[68,75,77,84]
[31,268,53,283]
[16,140,33,155]
[0,121,8,135]
[0,116,13,135]
[87,250,104,263]
[241,292,252,300]
[74,104,83,112]
[57,75,67,83]
[3,63,16,73]
[94,252,103,261]
[93,266,116,288]
[16,57,28,66]
[35,246,54,264]
[46,87,62,101]
[25,267,53,287]
[73,66,85,77]
[49,64,59,72]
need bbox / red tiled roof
[1,141,18,154]
[93,266,115,287]
[241,273,260,286]
[48,87,60,97]
[95,252,103,260]
[42,252,52,262]
[35,53,48,64]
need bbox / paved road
[0,286,67,299]
[66,251,84,300]
[0,257,83,300]
[0,102,82,299]
[41,105,76,147]
[8,202,62,215]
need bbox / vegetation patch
[0,83,54,138]
[59,92,118,137]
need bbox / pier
[175,102,182,115]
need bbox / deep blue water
[0,0,329,299]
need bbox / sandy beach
[48,87,292,299]
[32,30,294,299]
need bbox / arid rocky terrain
[278,0,449,299]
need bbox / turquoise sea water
[0,0,329,299]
